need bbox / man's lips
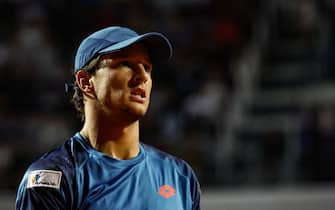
[130,88,146,103]
[131,88,146,97]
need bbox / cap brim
[99,32,173,64]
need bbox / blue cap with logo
[74,26,173,72]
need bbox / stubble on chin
[118,105,147,122]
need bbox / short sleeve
[15,160,74,210]
[16,169,66,210]
[191,172,201,210]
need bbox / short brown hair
[71,56,101,121]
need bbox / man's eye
[144,64,152,72]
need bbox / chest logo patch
[158,185,176,198]
[27,170,62,189]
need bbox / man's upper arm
[192,179,201,210]
[16,169,70,210]
[188,167,201,210]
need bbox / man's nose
[133,64,148,83]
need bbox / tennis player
[16,26,201,210]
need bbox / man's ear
[75,70,95,97]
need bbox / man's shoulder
[142,143,176,160]
[27,137,75,173]
[142,143,195,177]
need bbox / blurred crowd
[0,0,335,191]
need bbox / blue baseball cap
[74,26,173,72]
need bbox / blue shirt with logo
[16,133,201,210]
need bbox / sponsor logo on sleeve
[27,170,62,189]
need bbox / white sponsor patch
[27,170,62,189]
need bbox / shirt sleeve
[15,168,72,210]
[191,175,201,210]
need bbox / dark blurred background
[1,0,335,208]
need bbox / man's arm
[192,178,201,210]
[16,169,71,210]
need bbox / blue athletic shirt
[16,133,201,210]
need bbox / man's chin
[120,106,148,121]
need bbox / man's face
[90,43,153,121]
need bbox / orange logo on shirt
[158,185,176,198]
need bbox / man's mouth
[131,88,146,98]
[130,88,146,103]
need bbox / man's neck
[80,117,140,160]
